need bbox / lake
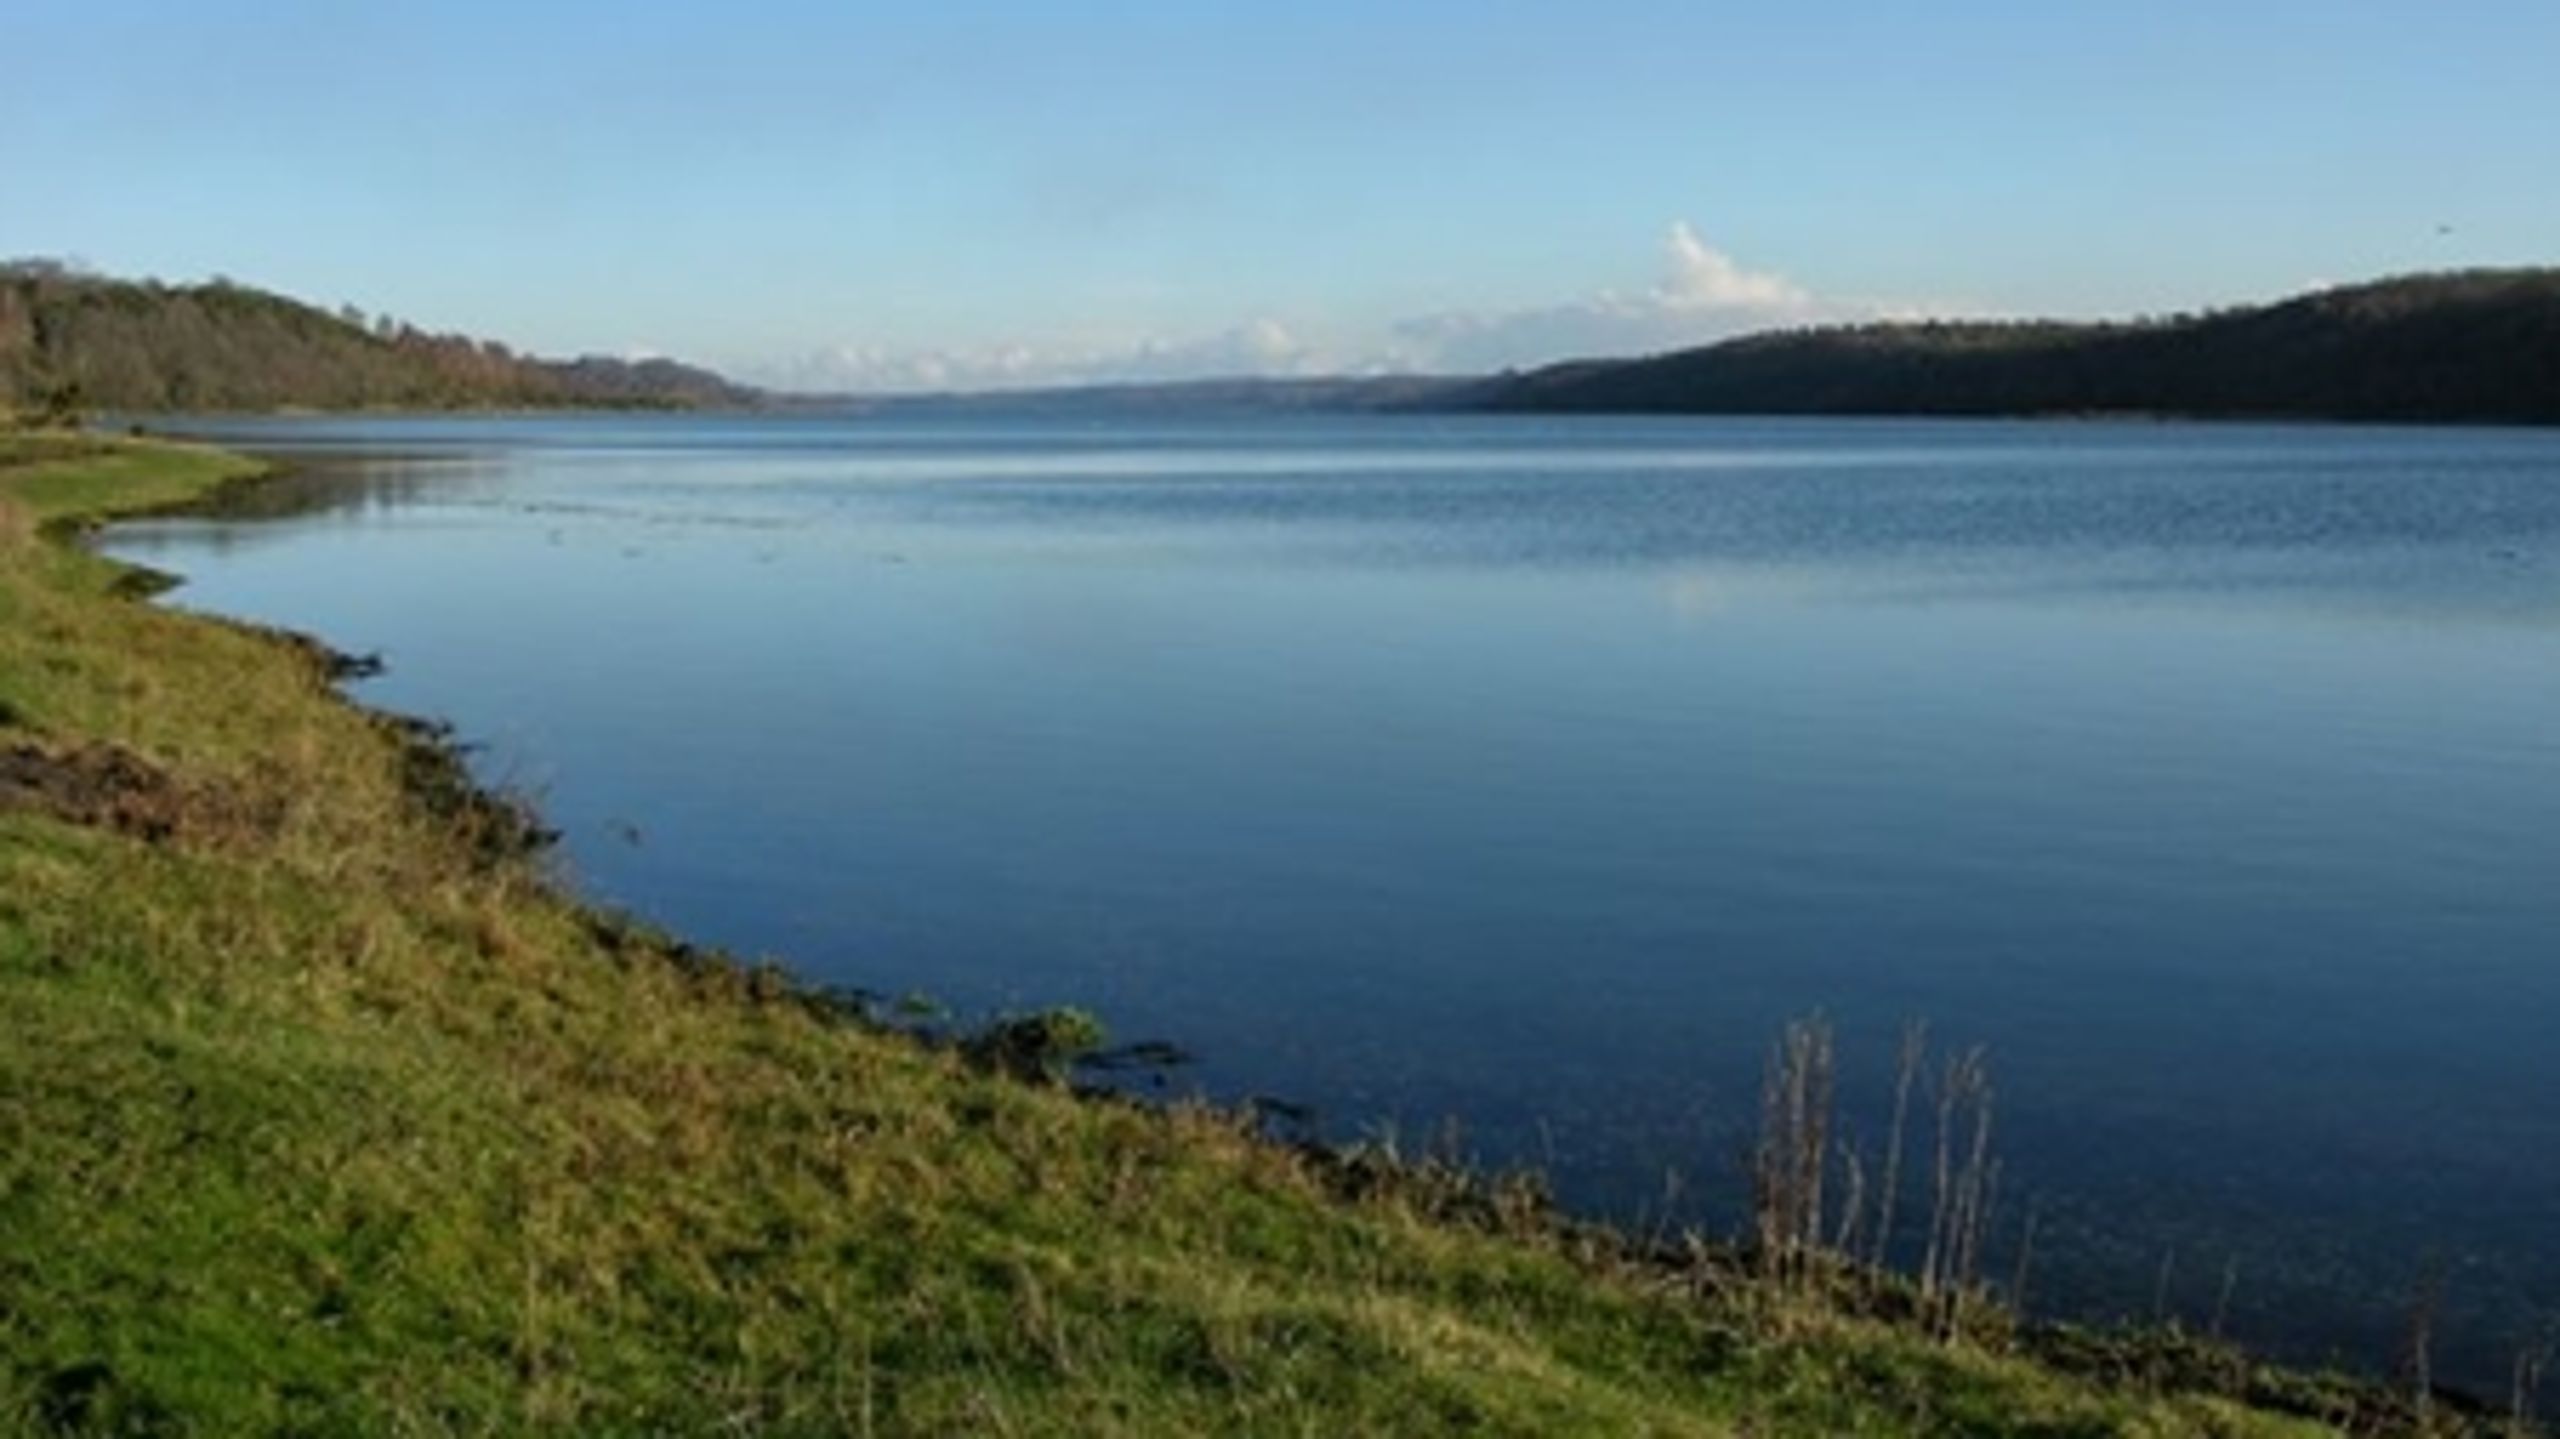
[106,411,2560,1387]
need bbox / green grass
[0,439,2409,1434]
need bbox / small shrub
[965,1007,1108,1084]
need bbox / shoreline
[0,433,2508,1432]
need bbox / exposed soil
[0,741,269,845]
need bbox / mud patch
[379,713,558,863]
[0,741,272,845]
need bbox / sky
[10,1,2559,391]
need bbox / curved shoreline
[0,434,2496,1432]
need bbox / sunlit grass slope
[0,437,2362,1433]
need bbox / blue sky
[11,1,2558,390]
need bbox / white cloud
[747,223,1924,393]
[1390,222,1871,374]
[749,317,1323,394]
[1661,221,1810,309]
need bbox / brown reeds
[1747,1014,2005,1341]
[2009,1196,2040,1312]
[1752,1013,1835,1293]
[1869,1019,1928,1271]
[1830,1140,1867,1258]
[1918,1045,1995,1336]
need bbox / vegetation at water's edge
[0,259,754,416]
[1468,269,2560,425]
[0,433,2525,1432]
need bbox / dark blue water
[108,413,2560,1387]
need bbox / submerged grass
[0,438,2463,1433]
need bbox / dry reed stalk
[1740,1014,2006,1334]
[1647,1166,1686,1253]
[2009,1196,2041,1312]
[1967,1157,2001,1293]
[1919,1046,1993,1336]
[1870,1019,1928,1269]
[1831,1139,1866,1258]
[2404,1255,2446,1429]
[1752,1013,1835,1291]
[1920,1057,1954,1298]
[2513,1326,2551,1433]
[2209,1256,2239,1341]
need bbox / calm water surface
[108,413,2560,1385]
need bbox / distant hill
[1467,270,2560,424]
[0,260,757,414]
[20,260,2555,425]
[789,374,1476,417]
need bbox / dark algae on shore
[0,436,2517,1432]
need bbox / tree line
[1470,270,2560,425]
[0,261,755,418]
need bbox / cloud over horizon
[748,317,1324,395]
[1389,222,1876,375]
[752,223,1894,394]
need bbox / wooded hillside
[0,261,755,414]
[1470,270,2560,424]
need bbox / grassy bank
[0,437,2453,1433]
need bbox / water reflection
[107,449,497,559]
